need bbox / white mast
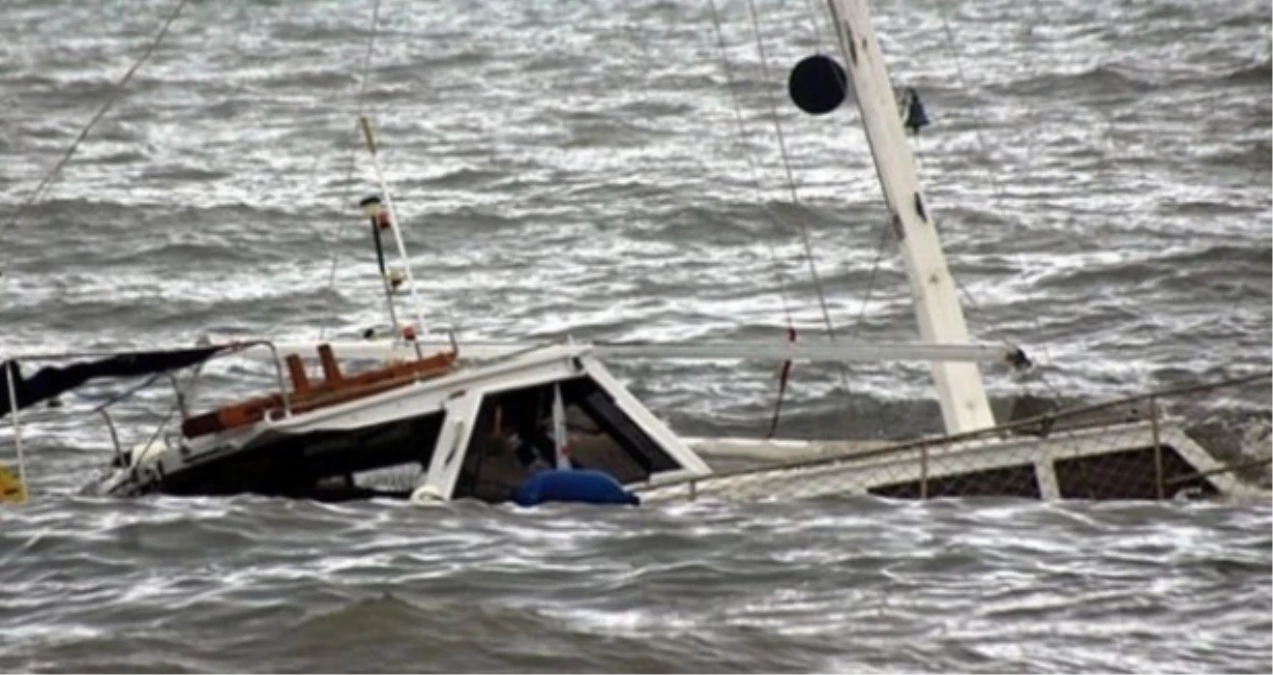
[826,0,996,434]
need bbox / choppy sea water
[0,0,1269,672]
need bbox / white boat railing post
[5,361,28,503]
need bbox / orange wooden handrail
[181,346,456,439]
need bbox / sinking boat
[86,341,714,503]
[2,0,1268,506]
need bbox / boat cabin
[104,343,712,503]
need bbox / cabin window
[1052,446,1217,500]
[168,410,446,501]
[452,377,680,503]
[868,463,1041,499]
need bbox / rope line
[743,0,841,346]
[709,0,862,435]
[850,217,893,338]
[930,3,1050,348]
[746,0,859,385]
[319,0,384,341]
[706,0,802,437]
[798,0,827,49]
[929,1,1068,402]
[705,1,798,331]
[739,0,860,432]
[0,0,191,262]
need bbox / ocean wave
[1224,59,1273,86]
[995,64,1159,98]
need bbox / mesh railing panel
[640,372,1271,504]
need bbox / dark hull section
[155,413,444,502]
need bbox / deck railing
[640,371,1272,503]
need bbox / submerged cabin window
[216,410,446,501]
[453,377,681,503]
[311,411,442,475]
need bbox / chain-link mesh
[640,372,1272,504]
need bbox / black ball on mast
[788,54,847,115]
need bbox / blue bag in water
[512,469,641,507]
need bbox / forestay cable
[704,1,801,437]
[932,1,1064,400]
[319,0,384,341]
[709,0,858,434]
[0,0,191,273]
[743,0,841,345]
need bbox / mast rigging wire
[931,0,1065,400]
[0,0,192,274]
[708,0,859,435]
[319,0,385,341]
[743,0,841,346]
